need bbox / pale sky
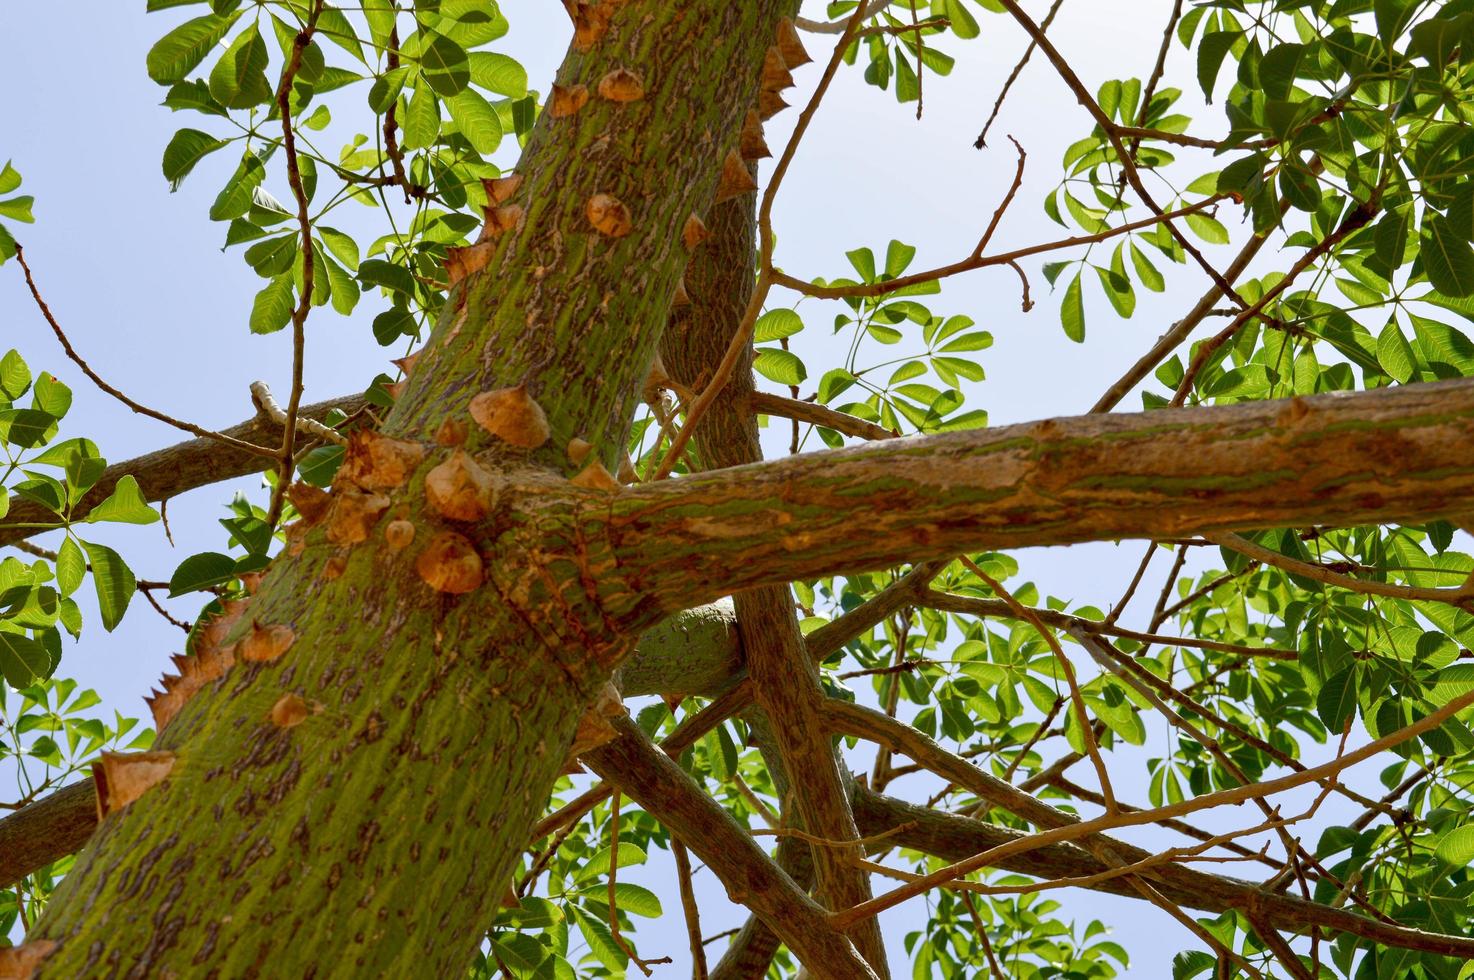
[1,1,1364,975]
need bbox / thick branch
[583,716,880,980]
[610,379,1474,611]
[0,394,367,548]
[0,779,96,889]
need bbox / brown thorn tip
[0,940,59,979]
[683,213,709,250]
[673,277,691,307]
[469,384,551,449]
[484,173,523,204]
[739,110,770,160]
[270,693,311,729]
[775,17,813,68]
[242,623,297,663]
[436,417,469,446]
[445,241,494,287]
[566,437,593,465]
[714,149,758,203]
[586,192,633,237]
[481,204,524,240]
[416,531,484,594]
[758,89,789,120]
[385,519,416,551]
[550,83,590,118]
[93,750,176,820]
[571,460,621,491]
[425,449,497,522]
[762,46,794,92]
[390,349,422,377]
[597,67,645,102]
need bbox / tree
[2,0,1474,976]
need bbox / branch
[852,790,1474,959]
[13,245,275,458]
[1210,531,1473,607]
[0,395,367,549]
[611,380,1474,612]
[583,716,881,980]
[750,391,897,441]
[0,779,95,889]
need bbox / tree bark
[27,2,799,974]
[611,377,1474,610]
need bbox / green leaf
[85,476,161,526]
[55,538,85,599]
[1422,216,1474,297]
[1434,826,1474,866]
[1061,273,1085,342]
[32,372,72,419]
[162,128,229,190]
[446,89,502,154]
[610,882,662,918]
[884,239,916,278]
[208,22,273,110]
[1185,211,1230,245]
[79,541,135,632]
[319,227,361,269]
[468,51,527,97]
[169,552,238,596]
[146,12,240,85]
[1,349,32,400]
[251,275,296,334]
[209,153,266,222]
[0,161,20,195]
[754,309,803,342]
[754,349,807,385]
[1316,666,1358,732]
[401,86,441,151]
[0,196,34,223]
[0,631,50,689]
[1376,319,1416,383]
[420,34,470,97]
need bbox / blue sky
[1,1,1369,975]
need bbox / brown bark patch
[714,150,758,202]
[775,17,812,67]
[242,624,296,663]
[571,461,621,491]
[550,83,590,118]
[425,450,497,522]
[481,204,524,239]
[586,192,634,237]
[270,694,311,729]
[416,532,484,594]
[566,437,593,466]
[739,110,771,160]
[287,482,331,525]
[484,173,522,204]
[683,212,709,250]
[672,277,691,307]
[469,384,551,449]
[338,431,426,491]
[0,940,58,979]
[435,417,469,447]
[325,487,392,545]
[597,67,645,102]
[566,683,627,763]
[761,46,794,92]
[93,751,177,819]
[384,519,416,551]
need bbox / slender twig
[830,691,1474,930]
[672,840,708,980]
[973,0,1067,148]
[12,246,274,458]
[266,1,326,530]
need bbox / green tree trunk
[29,2,799,974]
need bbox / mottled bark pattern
[29,1,798,975]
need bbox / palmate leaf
[79,540,135,632]
[146,12,241,85]
[0,629,49,688]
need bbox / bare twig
[12,246,274,458]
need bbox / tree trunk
[28,2,801,975]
